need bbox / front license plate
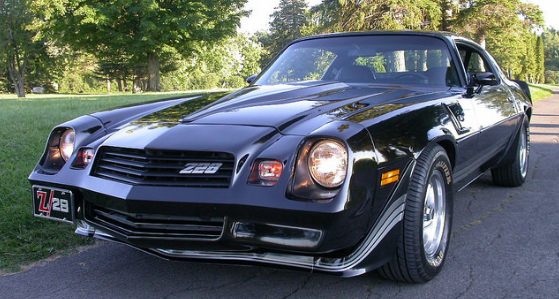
[32,185,74,223]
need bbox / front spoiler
[77,194,405,276]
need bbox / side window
[459,49,467,62]
[467,52,490,74]
[458,46,492,75]
[457,44,501,86]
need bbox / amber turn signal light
[381,169,400,186]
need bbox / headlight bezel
[288,137,349,201]
[39,127,76,173]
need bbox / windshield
[254,35,460,87]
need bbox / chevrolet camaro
[29,32,532,282]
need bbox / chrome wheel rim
[519,129,528,179]
[423,170,447,267]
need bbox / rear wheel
[492,122,529,187]
[379,145,453,283]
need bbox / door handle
[457,127,471,134]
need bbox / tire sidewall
[407,146,454,279]
[518,121,530,181]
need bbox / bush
[186,71,220,90]
[57,70,113,93]
[224,76,247,89]
[160,75,183,91]
[545,70,559,85]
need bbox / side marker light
[381,169,400,186]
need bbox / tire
[379,145,453,283]
[491,122,529,187]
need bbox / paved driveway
[1,91,558,299]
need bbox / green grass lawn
[529,84,555,102]
[0,92,199,273]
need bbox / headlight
[308,140,348,188]
[59,129,75,161]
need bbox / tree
[440,0,459,31]
[534,34,545,83]
[309,0,442,33]
[454,0,543,47]
[260,0,309,63]
[160,33,264,90]
[0,0,47,97]
[452,0,542,48]
[543,29,559,72]
[451,0,542,80]
[520,34,536,82]
[543,29,559,84]
[252,30,273,67]
[39,0,248,91]
[306,0,342,34]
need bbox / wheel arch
[435,138,456,170]
[492,113,530,171]
[525,106,533,121]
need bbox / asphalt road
[2,91,559,299]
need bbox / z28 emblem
[180,163,222,174]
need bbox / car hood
[99,82,450,151]
[135,82,448,130]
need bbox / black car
[29,32,532,283]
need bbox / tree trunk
[133,77,139,94]
[133,68,141,93]
[419,50,427,71]
[441,0,454,31]
[477,35,486,49]
[9,67,25,98]
[7,56,27,98]
[147,52,161,91]
[394,51,406,72]
[12,75,25,98]
[106,74,111,93]
[386,51,407,73]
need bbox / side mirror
[246,75,258,84]
[476,72,498,86]
[464,72,498,98]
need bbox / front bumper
[74,193,405,276]
[74,186,373,254]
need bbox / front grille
[92,146,234,188]
[87,204,225,241]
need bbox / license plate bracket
[32,185,74,223]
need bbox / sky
[240,0,559,35]
[524,0,559,30]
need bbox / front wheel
[379,145,453,283]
